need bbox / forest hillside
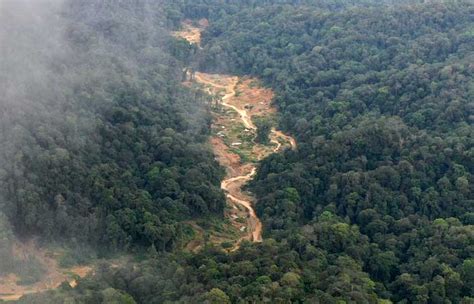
[0,0,472,303]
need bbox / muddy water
[175,22,296,249]
[194,72,295,247]
[194,73,262,243]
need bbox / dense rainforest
[0,0,225,254]
[1,0,472,303]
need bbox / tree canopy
[4,0,473,303]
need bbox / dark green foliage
[6,0,474,303]
[254,117,272,144]
[0,0,225,252]
[192,0,473,302]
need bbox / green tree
[204,288,231,304]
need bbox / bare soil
[177,23,297,251]
[0,240,92,301]
[172,19,208,45]
[194,71,296,250]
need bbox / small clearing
[172,19,208,45]
[190,72,296,251]
[0,240,92,302]
[176,22,296,252]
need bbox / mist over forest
[0,0,472,303]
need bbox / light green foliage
[204,288,231,304]
[0,0,225,253]
[9,0,474,303]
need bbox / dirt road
[194,72,295,248]
[177,23,296,250]
[194,73,262,244]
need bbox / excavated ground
[0,241,92,301]
[177,21,296,252]
[172,19,208,45]
[188,72,296,251]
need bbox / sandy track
[271,128,297,151]
[178,23,296,250]
[195,73,263,244]
[194,72,295,248]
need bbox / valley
[174,24,296,250]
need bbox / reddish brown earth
[192,71,296,250]
[176,22,297,251]
[172,19,208,45]
[0,241,92,301]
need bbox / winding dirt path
[194,73,262,244]
[194,72,295,248]
[221,167,261,243]
[177,22,296,250]
[271,129,297,151]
